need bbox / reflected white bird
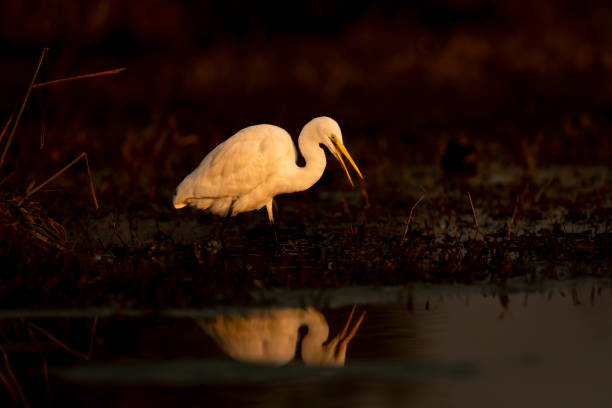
[173,117,363,224]
[198,306,365,366]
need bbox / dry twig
[534,176,553,202]
[0,48,48,172]
[468,192,479,236]
[22,152,99,210]
[88,315,98,359]
[43,358,50,407]
[0,112,14,147]
[507,197,520,239]
[401,193,425,245]
[32,67,126,89]
[0,369,17,403]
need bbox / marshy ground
[1,155,609,310]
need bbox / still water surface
[3,279,611,407]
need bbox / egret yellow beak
[331,136,364,187]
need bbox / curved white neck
[285,130,327,193]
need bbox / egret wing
[191,125,295,198]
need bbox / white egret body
[198,307,365,366]
[173,117,363,223]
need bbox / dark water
[2,279,611,408]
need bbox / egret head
[301,306,365,366]
[309,116,364,186]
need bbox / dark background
[0,0,611,209]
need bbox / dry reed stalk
[0,342,29,408]
[0,48,48,172]
[0,112,14,147]
[40,107,46,150]
[192,243,206,272]
[23,152,99,210]
[0,369,17,403]
[87,316,98,359]
[340,194,352,218]
[32,67,126,89]
[287,239,305,262]
[0,174,12,188]
[28,323,90,361]
[467,192,479,236]
[401,193,425,245]
[360,180,370,208]
[507,197,520,239]
[534,176,553,202]
[43,358,49,407]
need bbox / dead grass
[1,189,68,251]
[0,49,125,252]
[21,152,98,210]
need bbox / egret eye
[329,134,341,153]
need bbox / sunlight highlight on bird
[173,116,363,223]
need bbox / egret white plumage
[172,116,363,224]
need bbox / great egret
[172,117,363,224]
[198,306,365,366]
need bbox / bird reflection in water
[198,306,365,366]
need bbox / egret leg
[266,199,278,246]
[272,199,279,213]
[219,200,235,246]
[265,200,275,224]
